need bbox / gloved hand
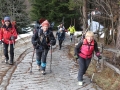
[35,44,39,49]
[74,54,79,59]
[97,55,102,59]
[50,40,56,45]
[10,36,15,40]
[0,40,2,44]
[33,41,37,46]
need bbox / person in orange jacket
[0,16,18,65]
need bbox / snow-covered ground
[66,31,82,36]
[16,31,33,41]
[66,19,104,38]
[88,19,104,32]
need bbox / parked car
[21,27,33,33]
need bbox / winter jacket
[75,39,100,59]
[57,25,65,31]
[56,30,65,41]
[0,23,18,44]
[31,28,56,52]
[68,26,76,34]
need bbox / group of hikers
[0,16,101,86]
[56,23,76,49]
[32,19,102,86]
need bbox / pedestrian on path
[57,23,65,31]
[67,25,76,42]
[31,20,56,75]
[56,28,65,50]
[0,16,18,65]
[57,23,66,39]
[74,31,101,86]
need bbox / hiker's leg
[84,58,91,74]
[41,49,49,71]
[78,57,86,81]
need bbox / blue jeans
[78,57,91,81]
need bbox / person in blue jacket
[56,28,65,50]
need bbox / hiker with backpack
[57,23,66,38]
[57,23,65,31]
[56,28,65,50]
[31,20,56,75]
[68,25,76,42]
[0,16,18,65]
[74,31,101,86]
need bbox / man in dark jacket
[31,20,56,75]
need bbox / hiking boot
[5,60,8,64]
[5,59,8,64]
[78,81,83,86]
[9,62,13,65]
[41,70,46,75]
[9,60,14,65]
[37,65,41,71]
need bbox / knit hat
[4,16,11,21]
[41,20,50,27]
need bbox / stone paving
[0,35,32,90]
[0,33,102,90]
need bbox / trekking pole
[90,58,100,82]
[74,35,75,46]
[30,48,35,73]
[0,43,2,60]
[50,45,52,73]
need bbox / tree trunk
[82,0,87,33]
[116,16,120,50]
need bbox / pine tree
[29,0,79,27]
[0,0,29,33]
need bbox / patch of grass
[87,60,120,90]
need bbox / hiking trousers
[70,33,74,41]
[36,49,49,71]
[3,43,14,62]
[78,57,91,81]
[58,40,63,49]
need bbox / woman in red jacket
[0,16,17,65]
[75,31,101,86]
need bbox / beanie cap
[41,20,50,27]
[4,16,11,21]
